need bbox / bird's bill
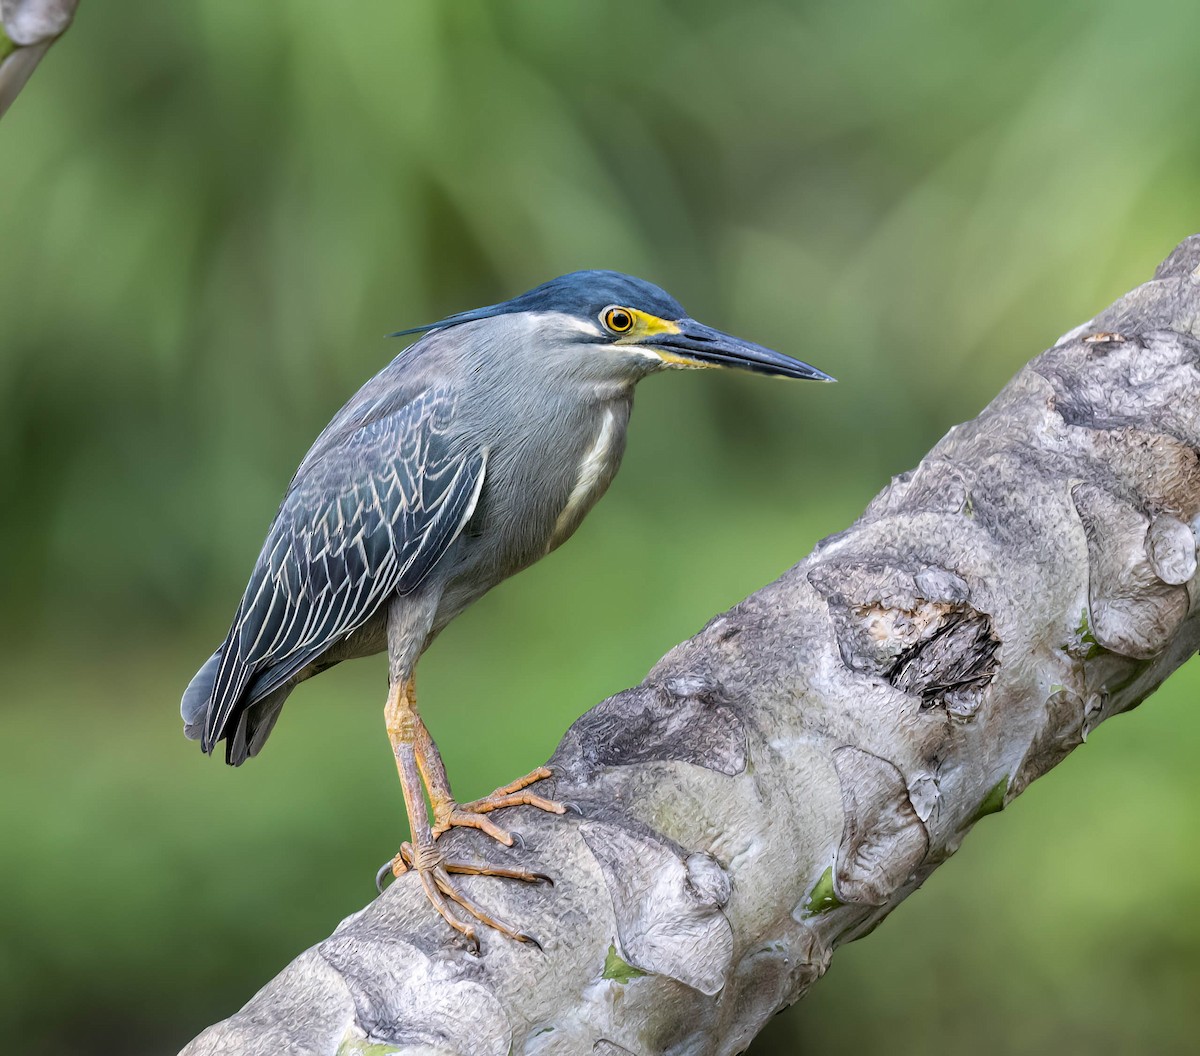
[646,319,835,382]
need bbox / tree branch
[0,0,78,120]
[182,236,1200,1056]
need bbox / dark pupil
[611,310,631,330]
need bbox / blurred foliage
[2,1,1200,1053]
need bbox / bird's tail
[181,649,221,741]
[226,688,288,765]
[182,646,292,765]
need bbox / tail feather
[182,647,292,763]
[181,649,222,741]
[226,688,289,766]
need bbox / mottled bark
[0,0,78,119]
[183,237,1200,1056]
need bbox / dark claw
[561,800,584,816]
[509,831,527,852]
[376,859,396,893]
[519,931,545,951]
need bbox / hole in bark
[877,605,1001,709]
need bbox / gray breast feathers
[547,404,624,551]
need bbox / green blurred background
[3,1,1199,1052]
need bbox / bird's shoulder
[224,370,485,683]
[292,342,461,483]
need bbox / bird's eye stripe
[602,306,635,333]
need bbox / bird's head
[393,270,834,385]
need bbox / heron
[181,270,832,944]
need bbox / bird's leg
[401,695,566,844]
[383,677,543,944]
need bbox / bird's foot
[377,841,549,946]
[431,765,566,845]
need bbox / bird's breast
[546,404,624,553]
[429,393,630,630]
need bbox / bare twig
[0,0,79,120]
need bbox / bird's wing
[201,386,485,753]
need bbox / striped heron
[182,270,832,944]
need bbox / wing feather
[201,386,485,755]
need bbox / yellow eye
[602,306,635,334]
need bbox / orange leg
[382,678,558,944]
